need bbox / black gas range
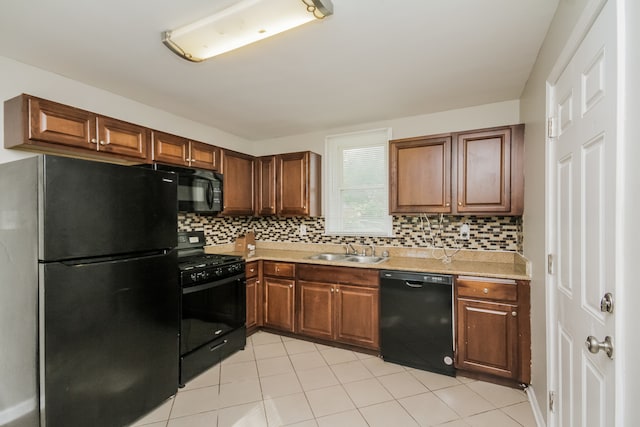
[177,231,247,386]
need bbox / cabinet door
[297,280,334,341]
[263,277,295,332]
[97,116,149,160]
[456,299,518,379]
[27,97,97,150]
[277,152,310,216]
[335,285,379,350]
[222,150,255,216]
[456,128,511,213]
[153,131,189,166]
[256,156,277,216]
[389,136,452,213]
[190,141,221,171]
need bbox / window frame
[324,128,393,237]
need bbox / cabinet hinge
[548,254,553,275]
[547,117,556,138]
[549,390,556,412]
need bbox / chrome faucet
[346,243,358,255]
[366,245,376,257]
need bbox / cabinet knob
[446,203,450,207]
[458,202,462,206]
[90,138,97,144]
[250,268,255,273]
[512,311,517,317]
[483,288,489,294]
[289,284,293,288]
[99,140,108,146]
[331,288,334,293]
[335,288,339,293]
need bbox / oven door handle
[182,273,246,294]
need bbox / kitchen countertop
[205,242,530,281]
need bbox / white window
[324,128,393,236]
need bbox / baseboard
[526,385,547,427]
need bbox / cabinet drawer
[298,264,379,287]
[263,261,295,278]
[246,261,258,278]
[456,276,517,302]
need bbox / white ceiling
[0,0,558,141]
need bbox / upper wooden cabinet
[278,151,321,216]
[456,126,523,214]
[389,124,524,215]
[389,135,452,213]
[152,131,221,171]
[256,155,277,216]
[4,94,149,162]
[221,149,255,216]
[255,151,321,217]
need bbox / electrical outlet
[459,223,470,240]
[299,224,307,236]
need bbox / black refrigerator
[0,155,179,427]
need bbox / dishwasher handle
[404,280,424,288]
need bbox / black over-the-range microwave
[148,164,223,214]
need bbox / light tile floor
[131,332,536,427]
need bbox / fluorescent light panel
[163,0,333,62]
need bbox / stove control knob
[215,268,223,276]
[190,273,198,282]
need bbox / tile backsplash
[178,213,523,253]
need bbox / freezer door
[41,251,179,427]
[40,156,177,261]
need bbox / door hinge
[548,254,553,275]
[548,117,556,138]
[549,391,556,412]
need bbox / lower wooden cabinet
[455,276,531,384]
[297,265,379,350]
[262,261,296,333]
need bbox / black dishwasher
[380,270,455,376]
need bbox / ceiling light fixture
[162,0,333,62]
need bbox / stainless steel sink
[344,255,387,264]
[306,253,388,264]
[307,253,351,261]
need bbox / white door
[547,1,617,426]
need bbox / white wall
[0,56,253,165]
[250,100,521,155]
[519,0,594,422]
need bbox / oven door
[181,272,246,355]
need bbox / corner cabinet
[4,94,150,163]
[152,131,221,171]
[221,149,255,216]
[389,124,524,215]
[455,276,531,384]
[297,265,379,350]
[255,151,321,217]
